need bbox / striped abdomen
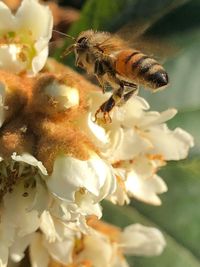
[115,49,169,90]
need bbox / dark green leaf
[66,0,190,35]
[133,160,200,261]
[103,201,200,267]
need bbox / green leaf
[102,201,200,267]
[131,159,200,263]
[65,0,190,35]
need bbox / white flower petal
[147,126,194,160]
[108,169,130,205]
[40,211,57,242]
[112,257,129,267]
[75,192,102,218]
[103,127,152,163]
[31,46,49,75]
[11,153,48,175]
[44,81,79,110]
[15,0,53,40]
[120,224,166,256]
[47,155,116,201]
[87,113,109,144]
[0,2,15,31]
[77,233,113,267]
[10,234,33,262]
[125,172,167,206]
[48,198,73,222]
[29,179,49,214]
[3,183,40,236]
[29,233,49,267]
[139,109,177,128]
[43,238,73,265]
[112,96,149,127]
[0,0,53,74]
[0,244,8,267]
[0,45,27,73]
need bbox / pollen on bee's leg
[103,112,112,124]
[94,97,115,124]
[94,108,113,124]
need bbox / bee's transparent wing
[116,0,185,60]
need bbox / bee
[62,30,169,123]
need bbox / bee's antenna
[53,29,75,41]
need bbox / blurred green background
[54,0,200,266]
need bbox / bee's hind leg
[117,82,138,106]
[95,95,116,123]
[95,87,124,123]
[96,76,107,93]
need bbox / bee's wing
[116,15,179,60]
[114,1,181,59]
[97,34,129,55]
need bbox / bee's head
[62,30,95,57]
[76,30,95,50]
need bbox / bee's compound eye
[77,37,87,44]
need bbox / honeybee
[62,30,169,122]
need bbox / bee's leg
[95,87,124,123]
[94,96,115,123]
[94,60,108,93]
[96,75,107,93]
[118,82,138,106]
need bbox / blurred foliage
[53,0,200,266]
[103,201,200,267]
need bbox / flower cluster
[0,1,194,267]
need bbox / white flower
[81,91,194,205]
[87,92,193,163]
[1,153,48,236]
[29,214,77,267]
[0,150,112,264]
[0,213,16,267]
[27,220,165,267]
[0,0,53,75]
[44,80,79,110]
[46,154,116,225]
[110,156,167,206]
[120,224,166,256]
[29,233,50,267]
[9,234,33,263]
[0,150,116,245]
[9,212,76,266]
[30,232,74,267]
[0,152,48,266]
[125,155,167,205]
